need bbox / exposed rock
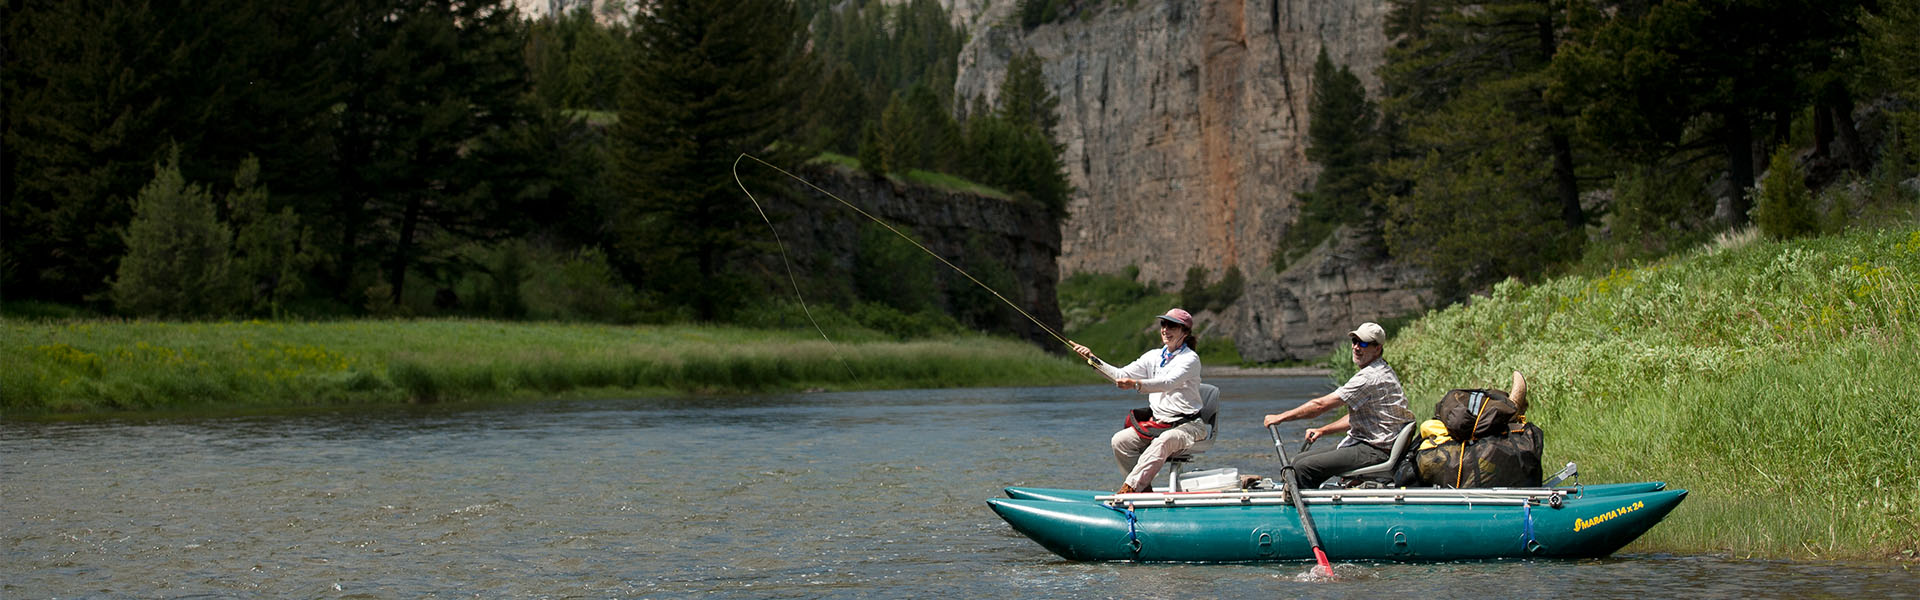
[956,0,1413,361]
[1219,225,1430,362]
[754,165,1066,348]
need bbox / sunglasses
[1350,339,1373,348]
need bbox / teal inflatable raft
[988,483,1686,562]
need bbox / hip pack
[1126,407,1200,439]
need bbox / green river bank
[4,226,1917,560]
[1389,226,1919,560]
[1,320,1092,414]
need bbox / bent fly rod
[731,153,1117,381]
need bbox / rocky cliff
[758,165,1066,348]
[955,0,1430,361]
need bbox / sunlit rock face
[956,1,1428,361]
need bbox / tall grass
[1391,226,1920,558]
[1,319,1092,415]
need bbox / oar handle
[1268,424,1295,470]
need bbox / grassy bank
[1390,226,1920,559]
[1,319,1093,415]
[1058,271,1247,367]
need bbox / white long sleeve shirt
[1095,345,1203,421]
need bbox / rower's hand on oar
[1303,428,1322,444]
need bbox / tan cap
[1349,322,1386,344]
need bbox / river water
[5,377,1914,598]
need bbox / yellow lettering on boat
[1573,500,1645,533]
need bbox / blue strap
[1520,502,1538,552]
[1159,345,1185,367]
[1103,503,1141,553]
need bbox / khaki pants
[1110,421,1209,490]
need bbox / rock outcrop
[956,0,1427,361]
[756,165,1066,348]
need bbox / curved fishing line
[731,154,855,380]
[732,154,1110,379]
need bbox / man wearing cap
[1071,308,1205,494]
[1261,322,1415,488]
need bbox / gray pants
[1292,441,1388,488]
[1110,421,1209,490]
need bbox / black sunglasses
[1350,339,1373,348]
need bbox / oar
[1268,424,1334,576]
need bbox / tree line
[2,0,1071,332]
[1285,0,1920,300]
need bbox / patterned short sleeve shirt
[1333,358,1415,448]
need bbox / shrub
[854,222,939,313]
[521,246,639,322]
[1754,145,1818,240]
[1177,265,1245,313]
[111,148,237,318]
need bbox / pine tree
[111,149,236,318]
[226,156,317,317]
[612,0,814,321]
[1553,0,1868,227]
[858,121,891,178]
[1280,49,1380,269]
[996,49,1060,138]
[327,0,532,309]
[1754,146,1817,240]
[1375,0,1588,298]
[3,0,347,307]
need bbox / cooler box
[1174,467,1240,491]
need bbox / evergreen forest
[6,0,1918,334]
[3,0,1070,333]
[1282,0,1920,301]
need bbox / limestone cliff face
[955,0,1429,361]
[761,166,1066,348]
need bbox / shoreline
[1206,365,1331,378]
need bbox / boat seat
[1332,420,1418,486]
[1164,383,1220,492]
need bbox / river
[4,377,1913,598]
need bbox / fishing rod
[730,153,1117,381]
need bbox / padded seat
[1331,420,1418,486]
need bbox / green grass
[1390,225,1920,559]
[898,168,1012,200]
[0,319,1093,415]
[809,152,1014,200]
[1059,272,1246,367]
[563,109,618,127]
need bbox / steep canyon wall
[955,0,1430,361]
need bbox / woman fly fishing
[1071,308,1205,494]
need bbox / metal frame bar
[1095,487,1569,508]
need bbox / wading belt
[1128,407,1202,439]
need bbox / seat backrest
[1381,420,1416,465]
[1197,383,1220,433]
[1336,420,1417,479]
